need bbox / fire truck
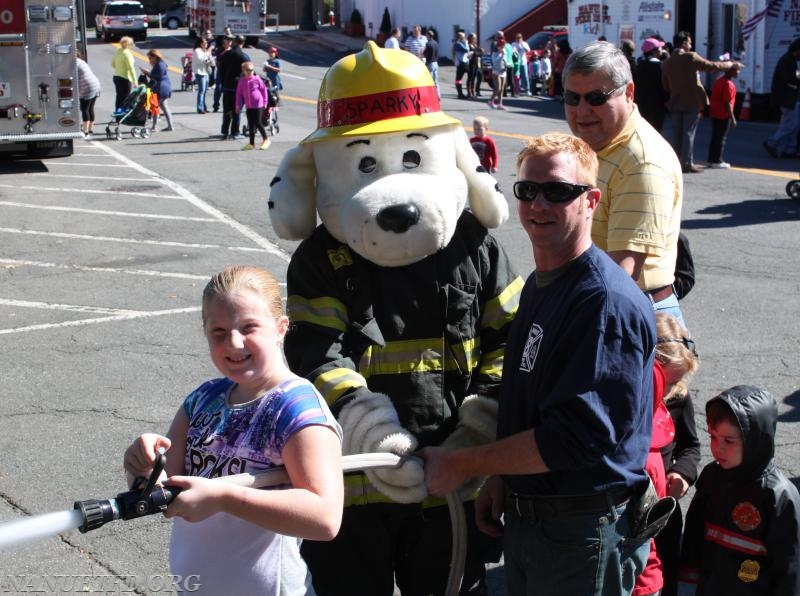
[0,0,83,158]
[187,0,265,43]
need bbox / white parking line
[95,141,291,260]
[0,306,202,335]
[26,172,169,183]
[0,183,180,200]
[0,140,291,335]
[0,201,219,222]
[0,258,211,280]
[0,227,270,252]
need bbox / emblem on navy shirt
[737,559,760,583]
[519,323,542,372]
[732,501,761,532]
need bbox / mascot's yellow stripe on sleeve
[315,369,368,406]
[358,338,480,376]
[288,295,349,332]
[478,347,505,379]
[482,275,524,330]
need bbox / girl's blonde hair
[655,313,699,402]
[202,265,284,326]
[119,36,134,49]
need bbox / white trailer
[697,0,800,101]
[0,0,83,158]
[567,0,677,54]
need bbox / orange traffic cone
[740,88,752,121]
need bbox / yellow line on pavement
[733,166,798,179]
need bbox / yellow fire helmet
[302,40,461,143]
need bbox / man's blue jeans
[650,291,685,329]
[503,500,649,595]
[767,103,800,155]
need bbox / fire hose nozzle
[73,498,118,533]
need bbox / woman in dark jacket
[141,49,174,131]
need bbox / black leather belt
[507,489,631,522]
[645,285,674,303]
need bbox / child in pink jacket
[235,61,270,150]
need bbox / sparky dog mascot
[267,42,523,595]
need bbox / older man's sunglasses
[513,181,591,203]
[563,84,626,107]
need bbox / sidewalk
[263,23,368,54]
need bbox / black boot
[456,82,465,99]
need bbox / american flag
[742,0,783,40]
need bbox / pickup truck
[95,1,148,42]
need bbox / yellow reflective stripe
[359,338,480,375]
[287,295,349,332]
[449,338,480,374]
[343,473,447,508]
[315,368,368,406]
[482,276,524,330]
[478,347,505,379]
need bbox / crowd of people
[82,29,281,148]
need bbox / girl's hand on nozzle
[123,433,172,480]
[162,476,227,523]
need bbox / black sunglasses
[513,181,592,203]
[657,336,698,357]
[563,83,627,107]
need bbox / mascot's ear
[454,127,509,229]
[267,143,318,240]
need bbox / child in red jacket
[707,64,742,169]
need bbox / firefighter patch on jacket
[519,323,542,372]
[327,247,353,270]
[738,559,760,583]
[732,501,761,532]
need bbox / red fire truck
[0,0,84,158]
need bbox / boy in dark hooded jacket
[678,385,800,595]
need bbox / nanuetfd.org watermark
[0,574,201,593]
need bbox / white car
[95,1,148,42]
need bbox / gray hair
[562,41,632,88]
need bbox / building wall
[344,0,554,48]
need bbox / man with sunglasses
[422,132,656,596]
[562,41,686,327]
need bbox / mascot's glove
[439,395,498,500]
[338,392,427,504]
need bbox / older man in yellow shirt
[562,40,685,326]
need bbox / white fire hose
[220,453,466,596]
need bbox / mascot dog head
[268,41,508,267]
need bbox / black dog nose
[376,204,420,234]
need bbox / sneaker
[488,101,496,109]
[763,141,778,158]
[496,104,506,110]
[709,161,731,169]
[242,144,255,151]
[162,126,174,132]
[260,139,271,150]
[232,134,245,140]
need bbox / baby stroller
[105,83,158,140]
[180,52,194,91]
[241,84,280,137]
